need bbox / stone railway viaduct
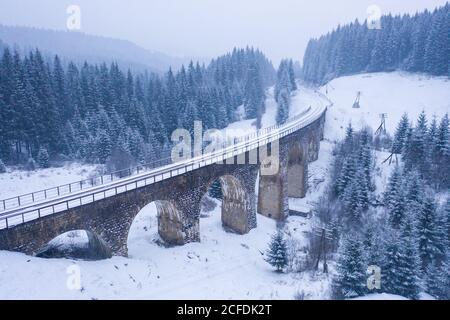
[0,106,327,257]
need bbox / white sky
[0,0,447,64]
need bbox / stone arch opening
[35,229,112,260]
[287,143,306,198]
[202,175,251,235]
[127,200,185,257]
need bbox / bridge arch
[128,199,186,252]
[204,174,254,235]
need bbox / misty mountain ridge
[0,24,201,74]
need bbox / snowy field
[321,72,450,141]
[0,71,448,300]
[0,163,99,200]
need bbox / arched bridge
[0,104,327,256]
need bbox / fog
[0,0,447,63]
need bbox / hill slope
[320,72,450,141]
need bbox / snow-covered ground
[221,84,328,139]
[0,163,99,200]
[0,71,449,300]
[0,200,328,299]
[321,72,450,141]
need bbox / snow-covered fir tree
[416,193,444,271]
[0,159,6,173]
[37,147,50,168]
[275,59,297,125]
[391,113,410,155]
[265,231,288,272]
[332,234,367,299]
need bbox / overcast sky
[0,0,447,64]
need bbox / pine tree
[416,193,441,271]
[384,165,408,228]
[288,59,297,91]
[362,223,385,270]
[391,113,410,154]
[397,216,421,299]
[275,88,290,125]
[332,235,367,299]
[342,169,369,226]
[96,129,112,164]
[265,231,288,272]
[244,62,265,127]
[426,259,449,300]
[335,154,357,197]
[37,147,50,168]
[424,8,450,76]
[0,159,6,173]
[435,114,450,189]
[443,199,450,246]
[382,221,421,300]
[403,112,428,174]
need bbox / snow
[353,292,435,300]
[0,163,99,200]
[0,71,448,300]
[220,84,328,140]
[353,293,409,300]
[0,200,328,300]
[321,72,450,141]
[47,230,89,250]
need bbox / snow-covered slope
[321,72,450,141]
[221,85,328,138]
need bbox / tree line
[325,112,449,300]
[302,3,450,84]
[0,46,275,169]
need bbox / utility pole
[375,113,387,135]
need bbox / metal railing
[0,105,327,230]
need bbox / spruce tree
[391,113,410,154]
[332,235,367,299]
[425,259,449,300]
[416,193,441,271]
[0,159,6,173]
[275,88,290,125]
[335,154,356,197]
[96,129,112,164]
[265,231,288,272]
[397,216,421,299]
[383,220,421,300]
[37,147,50,168]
